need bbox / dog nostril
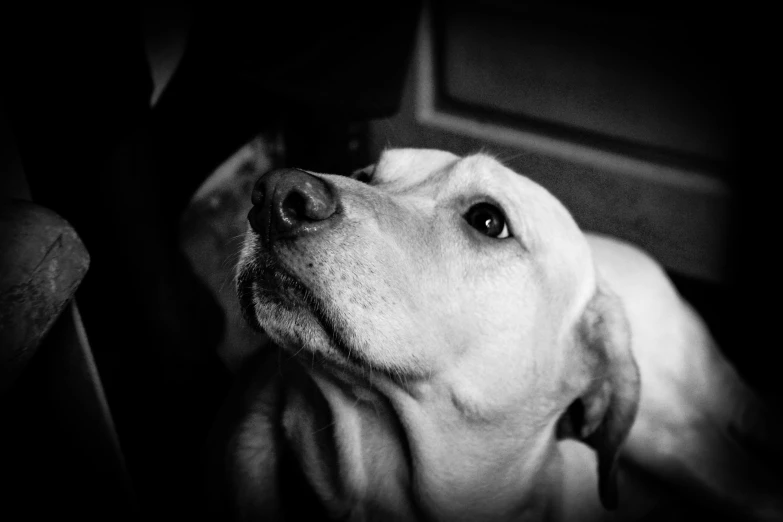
[252,168,338,240]
[278,180,335,227]
[281,190,308,222]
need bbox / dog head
[236,148,640,518]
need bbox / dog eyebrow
[378,160,459,196]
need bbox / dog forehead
[374,148,460,189]
[372,149,594,269]
[376,150,550,204]
[373,150,588,250]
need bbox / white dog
[209,149,783,521]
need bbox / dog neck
[280,363,574,521]
[377,378,568,522]
[280,365,419,520]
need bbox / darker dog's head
[236,149,639,516]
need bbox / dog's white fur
[217,149,783,521]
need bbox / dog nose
[248,168,337,241]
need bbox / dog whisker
[288,342,308,361]
[221,245,246,268]
[311,421,336,437]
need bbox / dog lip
[239,239,429,386]
[248,252,310,309]
[306,300,424,385]
[236,264,264,332]
[236,250,308,331]
[238,251,413,383]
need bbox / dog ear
[556,284,640,510]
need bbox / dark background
[0,2,777,520]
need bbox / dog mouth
[237,251,310,328]
[237,250,385,376]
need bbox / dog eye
[351,166,375,184]
[464,203,510,239]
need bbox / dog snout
[248,168,338,242]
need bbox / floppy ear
[556,283,640,510]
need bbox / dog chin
[236,252,386,379]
